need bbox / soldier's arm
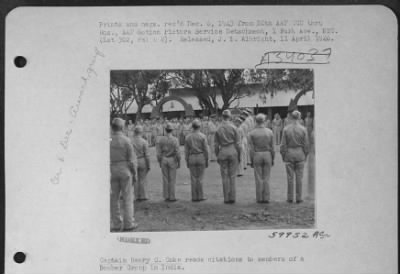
[126,141,137,181]
[143,141,150,170]
[203,135,209,163]
[270,132,275,161]
[303,128,310,157]
[174,138,181,163]
[214,132,220,156]
[156,139,162,164]
[184,137,190,164]
[234,127,241,156]
[247,134,254,166]
[280,130,287,155]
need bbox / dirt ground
[128,144,315,232]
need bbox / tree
[110,70,167,121]
[251,69,314,110]
[110,75,135,120]
[208,69,249,111]
[173,70,219,116]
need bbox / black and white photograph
[109,69,315,232]
[4,5,397,274]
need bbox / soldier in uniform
[234,117,246,177]
[207,115,218,162]
[265,114,272,130]
[156,123,181,202]
[110,118,138,232]
[182,118,192,143]
[184,119,209,202]
[248,114,275,203]
[280,110,309,203]
[304,112,313,138]
[131,125,150,201]
[214,110,241,204]
[272,113,283,145]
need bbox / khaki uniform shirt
[280,122,309,162]
[248,126,275,160]
[132,136,150,164]
[110,132,137,169]
[184,131,209,162]
[214,120,240,155]
[156,135,181,163]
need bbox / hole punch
[13,252,26,263]
[14,56,27,68]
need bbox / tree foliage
[110,69,314,119]
[110,70,169,121]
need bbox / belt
[220,143,235,147]
[163,155,176,158]
[254,149,272,152]
[190,151,203,155]
[137,156,146,159]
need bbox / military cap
[233,117,242,123]
[255,113,266,123]
[134,125,143,134]
[291,110,301,120]
[111,117,125,128]
[192,119,201,128]
[165,123,173,130]
[222,110,231,117]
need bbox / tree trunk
[288,89,308,112]
[135,104,144,123]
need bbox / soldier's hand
[250,163,254,168]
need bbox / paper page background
[5,6,397,273]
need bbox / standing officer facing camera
[110,117,138,232]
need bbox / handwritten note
[50,47,105,184]
[268,231,331,239]
[255,48,331,68]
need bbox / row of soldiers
[124,116,221,147]
[110,110,314,232]
[124,111,314,148]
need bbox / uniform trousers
[237,143,245,175]
[188,153,206,201]
[110,164,135,230]
[253,151,272,202]
[217,145,238,202]
[134,158,148,200]
[273,127,281,145]
[208,133,217,161]
[161,156,178,200]
[242,136,249,165]
[285,161,305,202]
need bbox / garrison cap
[165,123,173,130]
[111,117,125,128]
[255,113,266,123]
[291,110,301,120]
[192,119,201,128]
[222,110,231,118]
[134,125,143,134]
